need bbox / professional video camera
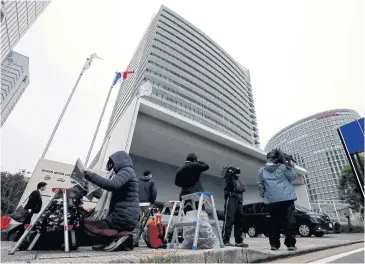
[267,149,296,165]
[221,165,241,179]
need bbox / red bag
[146,221,167,249]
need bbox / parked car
[239,202,334,237]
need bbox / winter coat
[85,151,139,231]
[175,161,209,199]
[25,190,42,214]
[257,161,297,204]
[138,177,157,204]
[224,174,246,201]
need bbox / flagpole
[85,72,117,167]
[40,55,100,160]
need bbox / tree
[1,170,29,215]
[339,156,364,212]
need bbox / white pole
[332,200,340,222]
[317,201,322,212]
[85,72,117,167]
[40,57,94,160]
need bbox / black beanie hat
[186,153,198,162]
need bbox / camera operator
[257,149,298,251]
[175,153,209,213]
[221,166,248,247]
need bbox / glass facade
[1,0,51,61]
[265,109,361,202]
[106,5,259,146]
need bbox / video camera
[267,149,296,165]
[221,165,241,179]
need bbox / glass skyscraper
[265,109,361,202]
[105,5,259,147]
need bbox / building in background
[1,0,51,60]
[88,6,310,210]
[0,0,51,126]
[265,109,361,205]
[1,51,29,126]
[106,5,259,147]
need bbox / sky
[1,0,364,173]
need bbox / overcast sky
[1,0,364,173]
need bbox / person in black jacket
[175,153,209,213]
[222,166,248,247]
[15,182,47,241]
[83,151,139,250]
[138,170,157,206]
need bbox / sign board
[338,118,365,154]
[316,112,339,120]
[11,159,105,226]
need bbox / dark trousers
[222,197,244,243]
[77,219,116,246]
[267,200,296,248]
[14,213,32,241]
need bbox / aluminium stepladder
[9,188,77,255]
[160,201,182,242]
[169,192,224,250]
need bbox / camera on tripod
[221,165,241,179]
[267,149,296,165]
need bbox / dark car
[238,202,334,237]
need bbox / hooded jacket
[257,161,297,204]
[138,176,157,204]
[85,151,139,231]
[175,153,209,199]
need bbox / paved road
[313,248,364,263]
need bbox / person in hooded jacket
[222,166,248,247]
[82,151,139,250]
[175,153,209,213]
[257,149,297,251]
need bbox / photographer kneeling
[257,149,297,251]
[222,166,248,247]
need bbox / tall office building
[0,0,51,126]
[106,5,259,146]
[1,51,29,126]
[265,109,361,202]
[1,0,51,60]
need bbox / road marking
[309,248,364,263]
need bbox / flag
[113,71,134,86]
[139,81,153,97]
[82,53,103,73]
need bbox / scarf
[87,170,114,221]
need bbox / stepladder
[169,192,224,250]
[160,201,182,242]
[8,188,78,255]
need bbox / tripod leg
[62,189,70,252]
[9,189,61,255]
[137,209,152,242]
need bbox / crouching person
[80,151,139,251]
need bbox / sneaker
[235,242,249,248]
[92,244,107,251]
[287,246,297,251]
[271,246,279,251]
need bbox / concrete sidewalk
[1,234,363,263]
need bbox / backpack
[146,220,167,249]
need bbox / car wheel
[298,224,311,237]
[247,227,258,237]
[314,233,324,237]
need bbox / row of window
[145,66,253,139]
[154,30,251,109]
[148,51,253,131]
[156,19,250,97]
[160,10,249,86]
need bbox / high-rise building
[1,0,51,60]
[1,51,29,126]
[89,6,309,210]
[106,5,259,147]
[0,0,51,126]
[265,109,361,203]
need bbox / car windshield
[295,205,311,212]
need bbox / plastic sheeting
[182,210,218,249]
